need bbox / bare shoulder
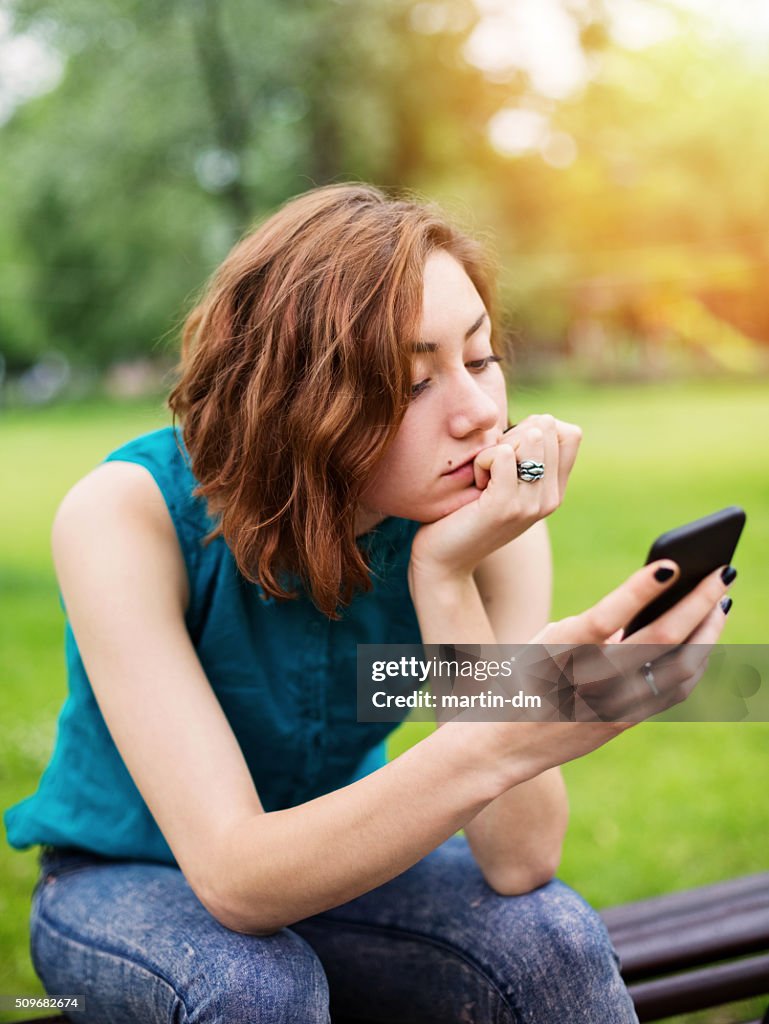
[55,459,175,527]
[52,459,190,615]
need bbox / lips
[441,450,483,476]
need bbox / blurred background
[1,1,767,1021]
[2,0,769,397]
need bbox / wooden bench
[600,871,769,1022]
[18,873,769,1023]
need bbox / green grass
[1,382,767,1023]
[0,396,172,1018]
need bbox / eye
[467,355,503,372]
[410,379,431,399]
[410,354,503,401]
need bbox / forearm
[210,721,533,935]
[463,767,569,894]
[408,567,569,893]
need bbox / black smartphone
[623,506,746,638]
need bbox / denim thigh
[291,835,639,1024]
[29,839,637,1024]
[30,847,330,1024]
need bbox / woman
[5,183,734,1023]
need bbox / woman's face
[356,249,508,534]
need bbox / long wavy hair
[168,182,504,619]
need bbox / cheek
[488,380,508,433]
[491,371,507,409]
[358,422,433,511]
[364,439,420,499]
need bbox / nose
[445,369,501,437]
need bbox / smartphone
[623,506,746,638]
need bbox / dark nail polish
[720,597,733,615]
[654,567,674,582]
[721,566,737,586]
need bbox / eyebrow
[411,311,488,354]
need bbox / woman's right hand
[473,558,736,778]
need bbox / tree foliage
[1,0,767,377]
[0,0,498,370]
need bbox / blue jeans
[30,835,638,1023]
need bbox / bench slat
[605,888,769,943]
[601,873,769,932]
[605,906,769,977]
[627,952,769,1021]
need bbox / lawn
[1,379,767,1024]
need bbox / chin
[421,484,482,522]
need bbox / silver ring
[641,662,660,696]
[517,459,545,483]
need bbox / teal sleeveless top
[4,426,423,865]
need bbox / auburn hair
[167,182,504,619]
